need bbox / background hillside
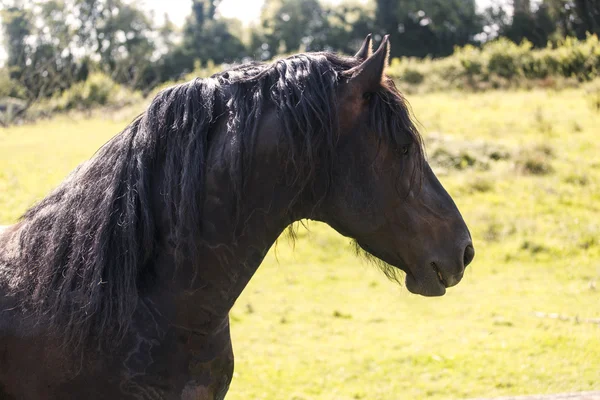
[1,0,600,123]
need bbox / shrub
[387,34,600,92]
[486,39,529,79]
[0,68,28,99]
[183,59,224,81]
[457,44,485,83]
[0,97,28,126]
[401,68,425,85]
[48,73,142,112]
[0,69,30,125]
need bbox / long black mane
[2,52,424,349]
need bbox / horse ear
[344,35,390,94]
[354,34,373,60]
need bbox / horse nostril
[463,244,475,268]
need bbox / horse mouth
[431,262,447,287]
[404,268,447,297]
[355,241,447,297]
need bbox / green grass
[1,89,599,399]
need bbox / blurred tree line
[1,0,599,103]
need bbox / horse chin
[353,240,447,297]
[405,272,446,297]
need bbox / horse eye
[401,145,410,155]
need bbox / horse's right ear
[354,34,373,60]
[343,35,390,94]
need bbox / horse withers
[0,35,473,399]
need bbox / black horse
[0,35,474,399]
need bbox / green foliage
[256,0,328,55]
[182,4,247,65]
[0,5,30,69]
[0,0,155,100]
[45,73,142,112]
[486,39,528,78]
[0,96,28,126]
[183,60,223,81]
[374,0,482,58]
[388,34,600,92]
[321,1,375,55]
[501,4,557,48]
[0,68,26,98]
[148,60,223,100]
[401,68,425,85]
[158,0,246,82]
[458,45,484,77]
[0,68,29,125]
[248,0,374,58]
[543,0,600,39]
[2,0,600,114]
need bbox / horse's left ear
[354,34,373,60]
[344,35,390,94]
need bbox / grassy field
[1,89,599,399]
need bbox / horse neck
[150,147,303,333]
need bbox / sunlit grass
[1,88,599,399]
